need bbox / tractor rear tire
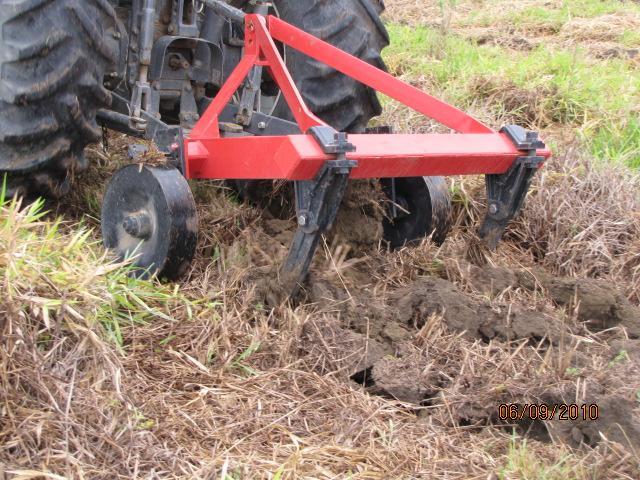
[271,0,389,133]
[0,0,121,198]
[232,0,389,208]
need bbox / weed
[609,350,630,368]
[0,191,217,349]
[499,436,587,480]
[565,367,580,377]
[230,342,262,376]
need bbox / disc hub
[102,164,198,280]
[381,176,452,249]
[122,211,153,239]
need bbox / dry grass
[560,14,639,43]
[514,151,640,301]
[3,0,640,478]
[3,136,640,478]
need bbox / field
[2,0,640,478]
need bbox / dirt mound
[299,255,640,452]
[466,27,536,51]
[462,263,640,337]
[331,180,385,253]
[393,276,562,343]
[591,43,640,62]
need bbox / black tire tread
[0,0,119,197]
[273,0,389,133]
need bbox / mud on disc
[102,164,198,280]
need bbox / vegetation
[2,1,640,478]
[383,4,640,166]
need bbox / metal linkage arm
[267,16,492,134]
[200,0,246,23]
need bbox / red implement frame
[184,14,551,180]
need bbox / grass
[497,1,640,31]
[498,437,587,480]
[0,181,218,350]
[4,1,640,478]
[383,23,640,165]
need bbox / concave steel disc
[102,164,198,280]
[381,176,452,249]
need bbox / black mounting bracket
[309,126,356,155]
[501,125,546,153]
[479,125,546,249]
[280,127,357,297]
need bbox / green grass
[384,23,640,166]
[460,0,640,31]
[498,437,588,480]
[620,29,640,48]
[591,116,640,168]
[0,181,219,349]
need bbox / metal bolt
[123,212,153,239]
[257,121,267,130]
[298,214,307,227]
[489,203,499,215]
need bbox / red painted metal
[267,16,492,135]
[187,134,551,180]
[184,13,551,182]
[253,16,325,133]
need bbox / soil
[462,263,640,337]
[290,233,640,450]
[392,276,561,343]
[330,180,385,253]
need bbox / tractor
[0,0,550,296]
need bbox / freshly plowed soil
[234,204,640,455]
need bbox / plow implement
[101,0,551,297]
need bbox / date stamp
[498,404,599,421]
